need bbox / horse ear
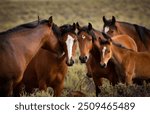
[48,16,53,26]
[88,23,92,31]
[72,22,76,31]
[103,16,107,23]
[102,32,112,41]
[112,16,116,25]
[76,22,81,30]
[38,15,40,24]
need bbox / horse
[17,23,77,97]
[0,16,63,96]
[102,16,150,51]
[100,33,150,85]
[77,23,137,96]
[76,22,105,78]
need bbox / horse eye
[107,50,110,53]
[74,40,77,43]
[110,30,114,33]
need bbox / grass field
[1,0,150,96]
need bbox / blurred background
[1,0,150,96]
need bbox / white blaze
[102,46,107,58]
[82,35,86,39]
[66,35,74,60]
[104,26,109,33]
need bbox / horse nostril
[66,59,74,66]
[100,63,106,68]
[71,59,74,64]
[84,56,87,60]
[79,56,82,61]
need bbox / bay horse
[76,23,137,96]
[18,23,77,96]
[0,16,63,96]
[102,16,150,51]
[100,33,150,85]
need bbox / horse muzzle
[100,62,107,68]
[66,58,74,66]
[79,56,88,63]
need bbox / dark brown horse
[100,33,150,85]
[77,23,138,96]
[18,23,77,96]
[0,16,63,96]
[102,16,150,51]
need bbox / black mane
[0,19,49,35]
[112,41,134,51]
[52,23,61,39]
[133,24,150,46]
[119,21,150,48]
[77,26,97,40]
[59,24,76,36]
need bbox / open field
[0,0,150,96]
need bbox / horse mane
[118,21,150,47]
[0,19,49,35]
[77,26,97,40]
[52,23,61,39]
[59,24,76,36]
[133,24,150,46]
[112,41,134,51]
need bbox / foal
[20,23,77,96]
[100,33,150,85]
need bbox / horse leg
[86,62,92,78]
[13,82,25,97]
[53,73,64,97]
[93,76,102,97]
[95,85,101,97]
[0,80,13,97]
[125,73,133,85]
[53,82,64,97]
[39,80,47,91]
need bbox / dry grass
[0,0,150,97]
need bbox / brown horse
[100,33,150,85]
[76,22,105,77]
[18,23,77,96]
[102,16,150,51]
[77,23,137,96]
[0,16,63,96]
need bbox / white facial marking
[104,26,109,33]
[102,46,107,58]
[60,52,65,58]
[66,35,74,60]
[82,35,86,39]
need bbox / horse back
[112,35,137,51]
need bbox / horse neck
[90,45,100,62]
[93,29,103,39]
[111,44,130,65]
[9,25,53,66]
[116,22,136,35]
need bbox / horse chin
[80,60,87,63]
